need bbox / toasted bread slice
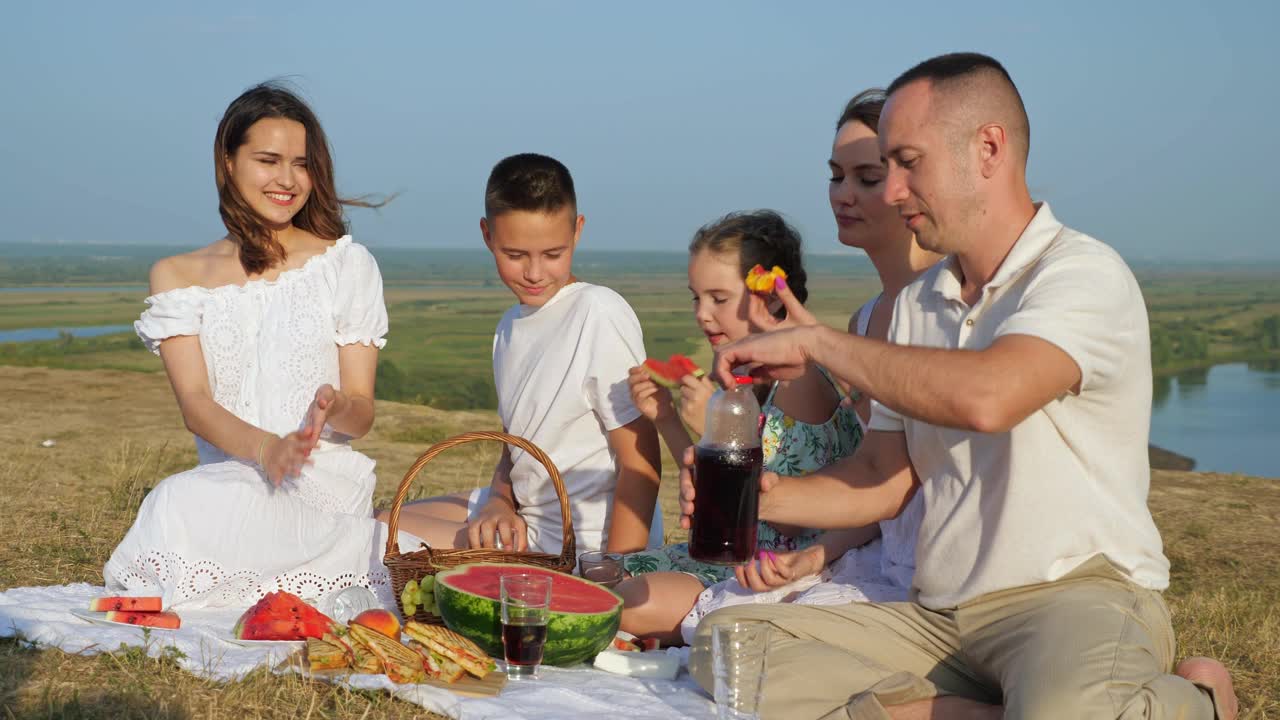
[349,632,385,674]
[404,621,495,679]
[348,623,425,684]
[407,639,465,683]
[306,636,353,671]
[384,655,426,684]
[323,631,354,655]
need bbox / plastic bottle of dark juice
[688,377,763,565]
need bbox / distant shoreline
[1152,351,1280,379]
[1149,444,1195,471]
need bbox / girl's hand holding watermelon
[632,363,707,467]
[628,366,676,423]
[675,373,716,436]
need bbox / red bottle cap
[733,375,755,386]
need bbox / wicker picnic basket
[383,430,577,626]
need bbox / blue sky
[1,1,1276,261]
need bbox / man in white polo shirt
[683,53,1234,719]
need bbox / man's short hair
[484,153,577,219]
[887,52,1030,160]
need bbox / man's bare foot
[1176,657,1238,720]
[887,696,1002,720]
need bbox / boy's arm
[583,289,662,553]
[488,441,516,503]
[604,416,663,554]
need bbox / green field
[1,245,1278,410]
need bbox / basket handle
[383,430,577,565]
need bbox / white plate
[69,608,178,631]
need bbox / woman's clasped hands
[261,383,344,486]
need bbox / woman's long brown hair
[213,82,384,275]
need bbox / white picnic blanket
[0,583,716,719]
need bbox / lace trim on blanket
[112,550,391,606]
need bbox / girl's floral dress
[621,369,862,586]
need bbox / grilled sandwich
[403,621,496,679]
[348,622,425,684]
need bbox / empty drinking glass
[577,550,624,589]
[500,573,553,679]
[711,621,770,720]
[317,585,378,625]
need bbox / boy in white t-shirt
[391,153,663,556]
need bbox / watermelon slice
[232,590,337,640]
[106,611,181,629]
[611,630,641,651]
[435,563,622,666]
[643,354,704,389]
[89,596,163,613]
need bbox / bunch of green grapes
[400,574,437,617]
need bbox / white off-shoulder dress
[104,236,410,609]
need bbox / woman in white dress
[677,89,944,642]
[104,83,403,609]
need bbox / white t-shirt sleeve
[993,248,1139,393]
[583,290,646,431]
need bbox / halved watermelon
[106,611,181,629]
[89,596,163,613]
[232,590,337,640]
[643,354,704,389]
[435,563,622,666]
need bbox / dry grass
[1150,472,1280,717]
[0,366,1275,717]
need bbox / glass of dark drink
[689,377,763,566]
[499,573,552,679]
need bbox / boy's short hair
[484,153,577,219]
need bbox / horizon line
[2,240,1278,265]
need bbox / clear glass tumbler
[318,585,378,625]
[499,573,553,679]
[577,550,624,589]
[711,620,770,720]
